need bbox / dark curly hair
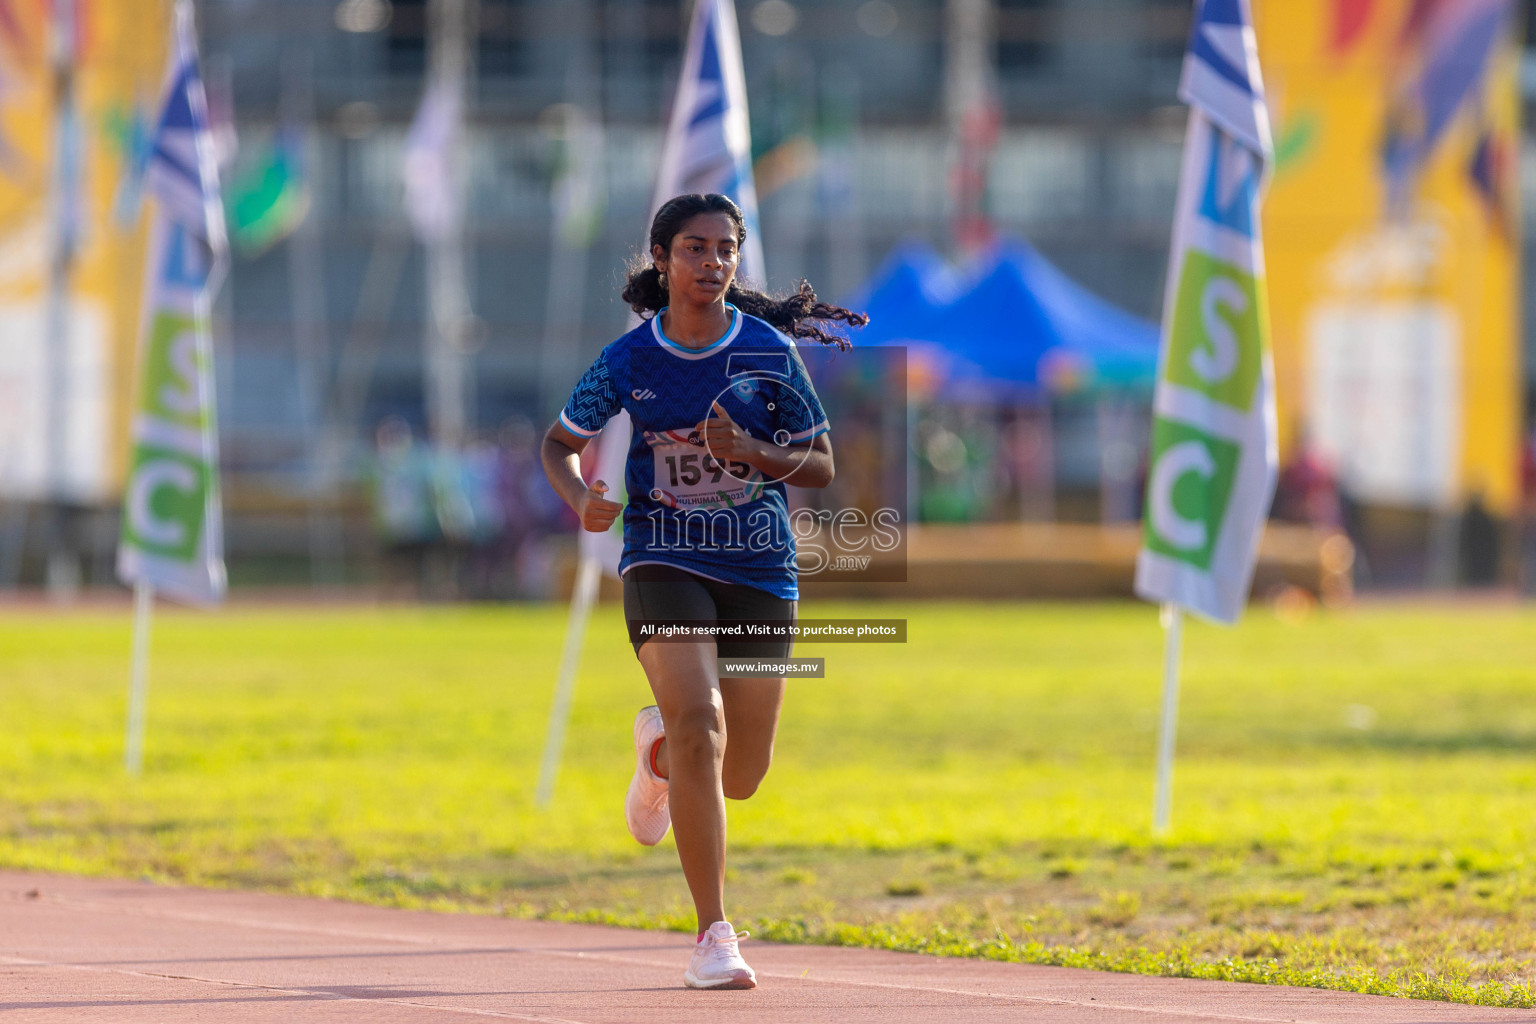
[620,193,867,350]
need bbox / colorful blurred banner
[227,127,308,255]
[1136,0,1277,625]
[0,0,166,502]
[116,0,226,606]
[1258,0,1520,513]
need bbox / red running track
[0,872,1530,1023]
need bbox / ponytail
[725,280,866,351]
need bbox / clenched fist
[695,401,756,462]
[577,480,623,532]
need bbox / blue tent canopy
[843,239,1160,398]
[842,241,955,347]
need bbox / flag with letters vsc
[1134,0,1276,625]
[117,0,228,606]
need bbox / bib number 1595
[662,451,751,487]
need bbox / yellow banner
[1257,0,1520,515]
[0,0,168,501]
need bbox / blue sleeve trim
[559,410,601,437]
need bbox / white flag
[581,0,766,575]
[117,0,228,606]
[1134,0,1276,624]
[403,77,461,243]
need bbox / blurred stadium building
[209,0,1191,459]
[3,0,1535,593]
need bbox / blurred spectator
[917,406,995,523]
[1521,430,1536,594]
[1273,434,1342,529]
[444,435,507,599]
[999,407,1056,522]
[496,415,565,599]
[371,417,439,597]
[372,414,572,601]
[1459,490,1501,588]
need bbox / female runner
[541,193,866,989]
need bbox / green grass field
[4,599,1536,1005]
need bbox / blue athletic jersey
[560,305,830,599]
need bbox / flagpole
[536,0,598,425]
[422,0,477,449]
[539,416,627,801]
[43,0,81,601]
[281,51,343,587]
[125,582,154,774]
[536,554,601,806]
[532,8,602,742]
[1152,602,1183,836]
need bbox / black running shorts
[622,563,796,659]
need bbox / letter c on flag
[128,459,198,549]
[1150,440,1216,552]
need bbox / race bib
[643,428,765,509]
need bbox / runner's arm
[542,422,623,532]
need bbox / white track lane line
[5,888,1488,1024]
[0,952,596,1024]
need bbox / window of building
[478,0,530,77]
[1138,0,1190,65]
[996,0,1059,77]
[385,0,427,75]
[385,0,530,78]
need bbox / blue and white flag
[582,0,766,575]
[1134,0,1276,625]
[650,0,765,282]
[117,0,227,606]
[142,5,226,258]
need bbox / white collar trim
[650,305,742,360]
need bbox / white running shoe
[685,921,757,990]
[624,706,670,846]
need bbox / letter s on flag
[1192,276,1247,385]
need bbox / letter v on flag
[1135,0,1276,625]
[116,0,228,607]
